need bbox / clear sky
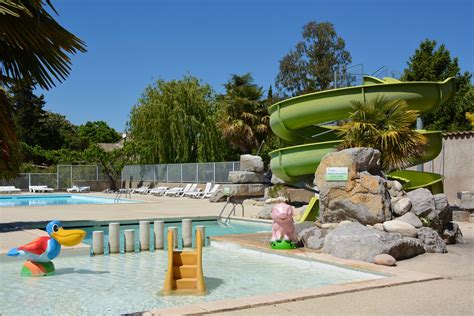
[38,0,473,132]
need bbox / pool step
[173,252,197,265]
[174,277,197,289]
[173,265,197,279]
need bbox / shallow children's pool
[0,244,385,315]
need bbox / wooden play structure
[162,228,206,295]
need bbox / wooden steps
[162,229,206,295]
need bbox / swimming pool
[0,244,385,315]
[0,194,136,207]
[82,219,272,251]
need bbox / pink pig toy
[271,203,297,242]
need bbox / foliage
[0,88,21,180]
[0,0,86,90]
[78,121,121,144]
[82,143,137,191]
[267,184,289,200]
[403,39,473,131]
[275,21,352,96]
[20,142,84,166]
[129,75,229,163]
[337,97,427,172]
[217,73,269,154]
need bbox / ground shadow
[204,276,224,293]
[54,268,110,275]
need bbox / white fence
[121,162,240,184]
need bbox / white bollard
[182,219,192,248]
[196,225,206,247]
[168,226,178,249]
[92,231,104,255]
[154,220,164,250]
[108,223,120,254]
[139,221,150,251]
[124,229,135,252]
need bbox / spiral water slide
[269,76,456,197]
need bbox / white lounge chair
[176,183,198,197]
[201,184,220,199]
[67,186,90,193]
[185,182,211,198]
[0,186,21,194]
[132,186,149,194]
[149,186,169,195]
[163,184,192,197]
[29,185,54,193]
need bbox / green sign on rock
[326,167,348,181]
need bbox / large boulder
[323,222,425,262]
[298,226,327,250]
[383,220,417,238]
[392,197,412,216]
[407,188,436,219]
[240,154,264,173]
[315,148,391,225]
[417,227,447,253]
[228,171,269,184]
[395,212,423,228]
[221,183,267,197]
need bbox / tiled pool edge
[139,237,442,315]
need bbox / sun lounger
[0,186,21,194]
[163,184,192,197]
[203,184,220,198]
[29,185,54,193]
[149,186,169,195]
[185,182,211,198]
[67,186,90,193]
[176,183,199,197]
[132,186,149,194]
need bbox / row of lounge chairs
[130,182,220,199]
[0,186,21,194]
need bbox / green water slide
[269,76,455,193]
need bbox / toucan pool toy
[7,220,86,277]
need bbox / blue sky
[38,0,473,131]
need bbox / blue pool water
[82,220,272,251]
[0,194,136,207]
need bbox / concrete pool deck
[1,192,472,315]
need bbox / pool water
[0,195,136,207]
[82,220,272,251]
[0,244,385,315]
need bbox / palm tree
[217,73,269,154]
[337,97,427,172]
[0,0,86,89]
[0,0,85,180]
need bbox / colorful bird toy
[7,220,86,277]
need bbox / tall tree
[129,75,228,163]
[403,39,473,131]
[275,21,352,96]
[0,89,21,178]
[217,73,269,154]
[9,79,46,146]
[78,121,121,144]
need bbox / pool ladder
[217,196,245,226]
[114,188,131,203]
